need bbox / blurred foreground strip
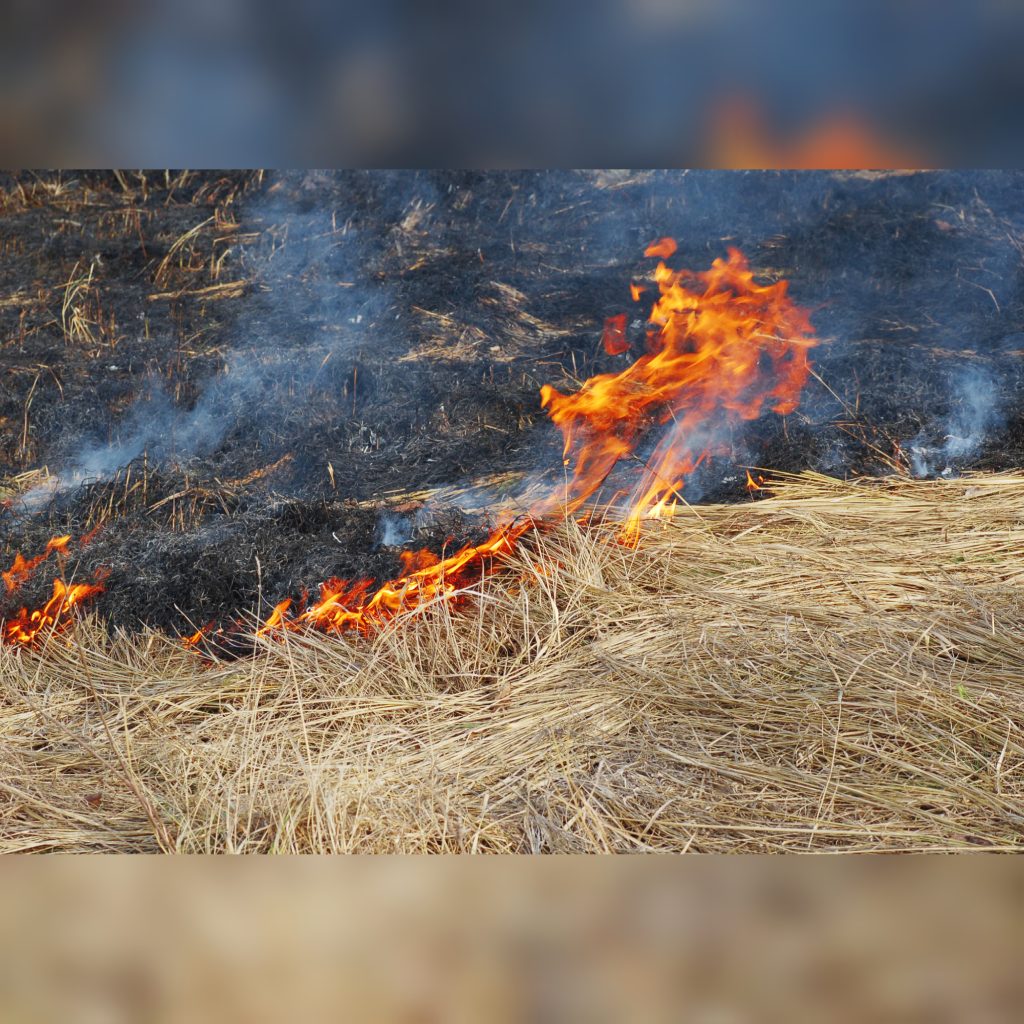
[0,859,1020,1022]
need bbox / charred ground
[3,169,1024,637]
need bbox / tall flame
[538,246,817,540]
[1,531,105,647]
[4,240,817,651]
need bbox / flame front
[708,96,924,169]
[231,242,816,645]
[3,239,817,651]
[185,520,534,650]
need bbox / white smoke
[908,365,1001,477]
[377,512,412,547]
[17,173,413,511]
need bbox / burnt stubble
[3,170,1024,638]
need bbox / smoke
[13,171,1024,523]
[17,172,433,512]
[376,512,412,548]
[908,365,1001,477]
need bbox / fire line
[2,240,817,651]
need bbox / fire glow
[3,240,817,651]
[2,576,106,647]
[537,239,817,542]
[184,519,537,650]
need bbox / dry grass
[2,471,1024,853]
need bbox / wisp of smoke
[909,365,1001,477]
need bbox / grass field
[2,470,1023,852]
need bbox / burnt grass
[3,169,1024,640]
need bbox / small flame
[644,237,678,259]
[2,576,106,647]
[182,627,208,648]
[1,529,106,646]
[3,535,71,593]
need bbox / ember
[601,313,630,356]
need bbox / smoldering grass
[2,471,1024,852]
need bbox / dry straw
[2,470,1023,852]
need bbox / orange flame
[3,535,71,593]
[184,520,534,652]
[1,529,106,647]
[233,242,815,646]
[644,237,678,259]
[2,575,106,647]
[184,240,818,651]
[539,246,817,542]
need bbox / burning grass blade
[1,575,107,647]
[2,534,71,593]
[1,528,107,647]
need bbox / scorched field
[2,170,1023,852]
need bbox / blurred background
[3,0,1024,166]
[0,859,1020,1022]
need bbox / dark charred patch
[4,170,1024,639]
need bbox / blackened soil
[3,170,1024,637]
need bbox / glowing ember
[645,237,678,259]
[601,313,630,356]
